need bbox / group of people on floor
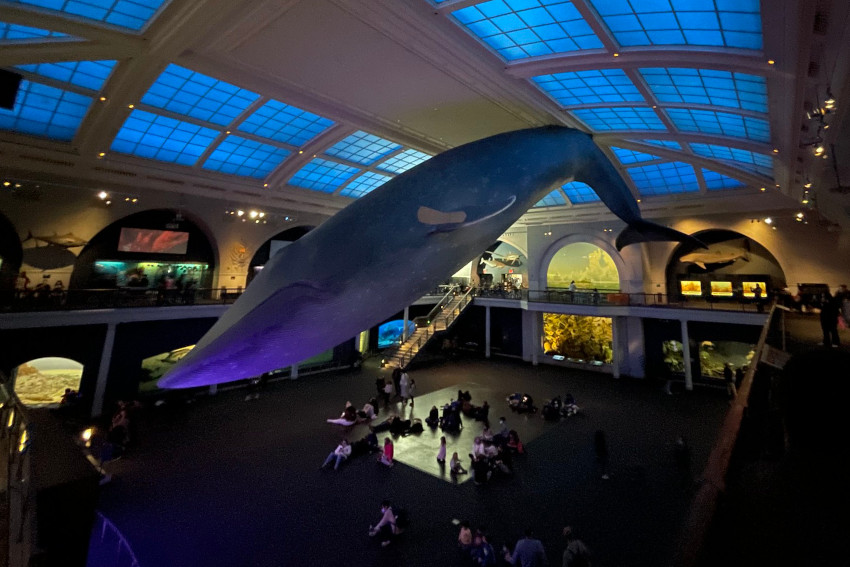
[375,366,416,408]
[457,522,592,567]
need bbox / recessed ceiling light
[768,59,775,65]
[99,96,107,102]
[128,104,134,109]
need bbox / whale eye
[417,206,467,226]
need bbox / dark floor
[91,355,730,567]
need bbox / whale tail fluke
[615,220,707,251]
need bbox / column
[531,312,539,366]
[209,384,218,395]
[612,316,622,379]
[91,322,117,418]
[485,305,491,358]
[402,307,410,342]
[291,363,299,379]
[680,319,693,391]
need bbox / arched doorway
[246,225,314,285]
[546,241,620,291]
[71,209,216,290]
[13,357,84,407]
[476,240,527,290]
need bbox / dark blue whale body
[159,126,702,388]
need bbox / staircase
[383,287,474,368]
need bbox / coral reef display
[543,313,613,364]
[662,340,755,378]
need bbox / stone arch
[246,225,315,284]
[537,233,631,291]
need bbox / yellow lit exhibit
[13,358,84,407]
[547,243,619,290]
[742,282,767,297]
[542,313,613,365]
[710,281,734,297]
[680,280,702,296]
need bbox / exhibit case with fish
[542,313,613,365]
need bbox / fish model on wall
[160,125,705,388]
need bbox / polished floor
[91,354,730,567]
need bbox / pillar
[680,319,693,391]
[91,322,116,418]
[291,363,299,379]
[485,305,491,358]
[402,307,410,342]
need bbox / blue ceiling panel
[376,149,432,174]
[571,107,666,130]
[627,161,700,195]
[451,0,602,61]
[110,109,218,166]
[288,158,361,193]
[690,142,773,174]
[238,100,334,147]
[589,0,762,50]
[16,60,116,91]
[202,135,291,179]
[702,168,745,190]
[0,80,91,141]
[7,0,170,31]
[629,139,682,150]
[339,171,393,198]
[666,107,770,142]
[562,181,600,203]
[0,22,71,40]
[325,130,401,166]
[610,146,660,164]
[142,64,259,126]
[534,189,567,207]
[532,69,644,106]
[640,67,767,113]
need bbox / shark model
[679,238,750,270]
[160,126,705,388]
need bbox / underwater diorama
[662,340,755,378]
[542,313,613,364]
[14,357,84,407]
[378,319,417,349]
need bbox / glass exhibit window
[14,357,83,407]
[543,313,612,365]
[710,281,734,296]
[663,339,755,379]
[680,280,702,296]
[546,242,619,290]
[378,320,416,349]
[742,281,766,297]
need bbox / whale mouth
[419,195,516,234]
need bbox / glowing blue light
[340,171,393,198]
[532,69,643,106]
[7,0,170,31]
[202,136,290,178]
[377,149,432,174]
[111,109,218,166]
[0,80,91,141]
[562,181,600,203]
[666,108,770,142]
[325,131,401,166]
[702,168,745,190]
[610,146,660,165]
[0,22,71,40]
[142,64,259,126]
[534,189,567,207]
[627,161,699,195]
[589,0,762,50]
[689,143,773,174]
[288,158,360,192]
[640,68,767,113]
[571,107,666,131]
[629,139,682,150]
[452,0,602,61]
[238,100,334,146]
[16,60,116,91]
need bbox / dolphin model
[680,238,750,270]
[23,231,88,248]
[159,125,704,388]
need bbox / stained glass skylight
[627,161,699,195]
[377,149,432,174]
[630,139,682,150]
[0,80,91,141]
[111,110,218,166]
[689,143,772,174]
[451,0,603,61]
[7,0,170,31]
[534,189,567,207]
[562,181,600,203]
[0,22,71,40]
[325,131,401,166]
[640,68,767,113]
[288,158,360,193]
[202,136,290,179]
[339,171,393,198]
[238,100,334,147]
[610,146,660,165]
[666,108,769,142]
[142,64,259,126]
[702,168,745,190]
[16,61,116,92]
[532,69,643,106]
[588,0,763,50]
[571,107,666,131]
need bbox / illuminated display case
[742,282,767,298]
[710,281,734,297]
[680,280,702,296]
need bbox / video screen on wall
[742,282,767,298]
[680,280,702,296]
[118,228,189,254]
[710,281,734,297]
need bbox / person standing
[753,283,764,312]
[505,529,548,566]
[562,526,591,567]
[399,370,410,406]
[382,380,393,408]
[594,430,609,480]
[819,292,841,347]
[735,366,745,390]
[392,366,402,401]
[407,377,416,407]
[723,363,737,399]
[437,436,447,464]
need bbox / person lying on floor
[327,402,358,425]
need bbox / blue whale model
[159,126,702,388]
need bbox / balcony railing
[1,287,242,312]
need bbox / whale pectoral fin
[419,196,517,234]
[615,220,708,251]
[695,261,707,270]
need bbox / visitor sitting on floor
[426,405,440,428]
[471,454,491,485]
[507,430,524,454]
[450,451,468,475]
[326,403,358,426]
[320,439,351,471]
[357,398,378,420]
[350,430,380,457]
[378,437,394,467]
[563,393,579,417]
[368,499,397,547]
